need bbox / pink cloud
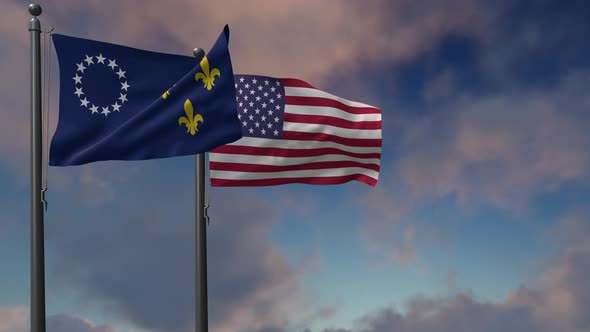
[0,306,27,332]
[0,307,121,332]
[398,71,590,211]
[315,213,590,332]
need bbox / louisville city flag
[50,25,241,166]
[209,75,382,186]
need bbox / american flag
[209,75,382,186]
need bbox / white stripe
[220,137,382,154]
[210,167,379,181]
[210,152,380,166]
[285,105,382,122]
[283,122,382,139]
[285,87,377,109]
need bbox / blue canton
[234,75,285,139]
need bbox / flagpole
[193,48,208,332]
[28,3,46,332]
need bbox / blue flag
[50,25,242,166]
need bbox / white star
[239,102,243,107]
[257,85,263,91]
[252,78,257,84]
[108,59,118,69]
[239,77,245,82]
[250,90,255,95]
[243,108,248,113]
[237,114,242,119]
[276,81,280,86]
[74,87,84,97]
[73,74,82,84]
[275,105,280,110]
[255,122,260,128]
[244,95,249,101]
[256,96,261,101]
[235,83,238,88]
[268,110,274,115]
[264,80,269,85]
[267,122,273,128]
[120,81,130,91]
[261,115,267,122]
[76,62,86,73]
[249,102,254,107]
[249,115,254,121]
[262,102,267,108]
[264,92,269,97]
[271,87,276,92]
[101,106,110,116]
[274,130,279,136]
[248,128,254,134]
[255,109,260,114]
[239,89,243,95]
[242,121,247,127]
[274,116,280,122]
[277,93,282,98]
[80,97,89,107]
[112,102,121,112]
[84,55,94,65]
[270,98,275,104]
[96,54,106,64]
[245,83,250,89]
[261,129,266,135]
[118,93,128,103]
[116,68,126,79]
[90,105,99,114]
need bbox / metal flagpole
[28,3,46,332]
[193,47,209,332]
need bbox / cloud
[47,314,120,332]
[345,0,590,265]
[356,186,450,264]
[356,69,590,265]
[504,212,590,330]
[0,307,119,332]
[316,213,590,332]
[398,70,590,211]
[45,172,311,332]
[0,307,27,332]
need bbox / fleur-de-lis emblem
[178,99,203,135]
[194,56,220,90]
[162,84,176,99]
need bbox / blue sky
[1,1,590,332]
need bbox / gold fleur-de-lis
[162,84,176,99]
[194,56,220,90]
[178,99,203,135]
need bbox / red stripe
[281,78,317,89]
[283,113,382,130]
[210,161,380,173]
[211,174,378,187]
[283,131,382,147]
[211,145,381,159]
[285,96,380,115]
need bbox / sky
[1,0,590,331]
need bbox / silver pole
[193,48,208,332]
[28,3,46,332]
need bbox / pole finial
[193,48,205,60]
[28,3,42,16]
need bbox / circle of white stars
[73,53,130,117]
[235,76,283,138]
